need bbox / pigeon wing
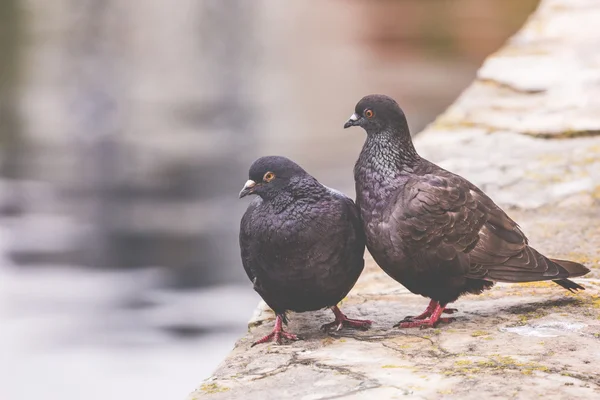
[393,174,487,262]
[466,187,584,282]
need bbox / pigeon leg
[401,299,437,321]
[400,300,458,323]
[394,303,455,329]
[321,306,373,331]
[251,314,299,347]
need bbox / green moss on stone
[200,383,230,394]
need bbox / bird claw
[321,317,373,332]
[400,315,417,323]
[322,306,373,332]
[251,315,299,347]
[251,330,299,347]
[400,306,459,323]
[320,322,342,332]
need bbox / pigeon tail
[550,258,590,292]
[550,258,590,278]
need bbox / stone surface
[435,0,600,138]
[190,1,600,398]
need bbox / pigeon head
[343,94,409,136]
[239,156,309,199]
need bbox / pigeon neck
[266,191,296,212]
[265,176,324,212]
[360,129,420,175]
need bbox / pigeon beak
[239,180,256,198]
[343,113,360,129]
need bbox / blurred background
[1,0,537,399]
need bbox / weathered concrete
[436,0,600,138]
[190,0,600,398]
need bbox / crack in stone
[477,77,548,94]
[328,329,437,345]
[558,371,600,387]
[318,384,382,400]
[246,349,384,398]
[299,359,381,400]
[247,359,296,381]
[433,120,600,139]
[531,130,600,139]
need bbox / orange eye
[263,171,275,182]
[365,109,374,119]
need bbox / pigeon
[344,94,590,329]
[239,156,372,345]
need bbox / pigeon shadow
[482,297,582,318]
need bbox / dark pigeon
[345,94,590,329]
[239,156,372,345]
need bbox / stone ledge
[433,0,600,138]
[189,0,600,398]
[192,261,600,399]
[191,203,600,399]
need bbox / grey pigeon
[239,156,372,345]
[344,94,590,329]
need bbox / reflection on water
[1,0,537,399]
[1,241,257,399]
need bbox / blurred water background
[0,1,537,399]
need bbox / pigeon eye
[364,109,374,119]
[263,172,275,182]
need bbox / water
[1,225,258,399]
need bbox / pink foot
[400,300,458,322]
[251,315,299,347]
[321,306,373,331]
[394,303,455,329]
